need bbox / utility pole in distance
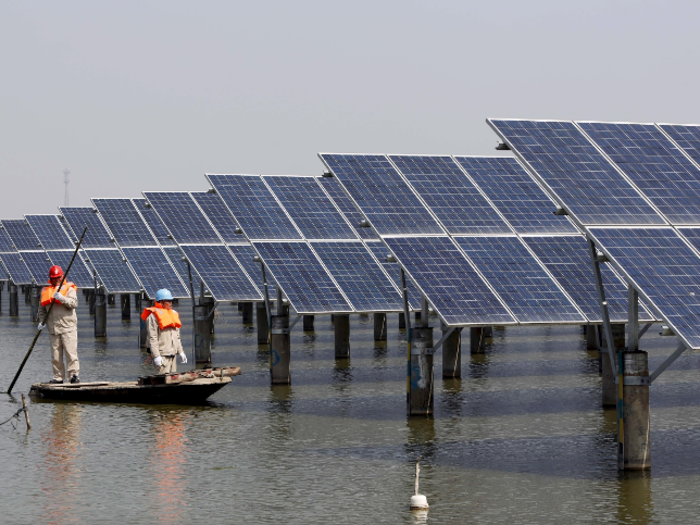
[63,167,71,206]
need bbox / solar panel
[319,154,443,235]
[133,198,177,247]
[83,249,141,293]
[163,246,200,285]
[0,228,14,252]
[121,247,189,299]
[453,236,584,324]
[365,241,420,310]
[92,199,156,247]
[252,242,353,314]
[488,119,666,226]
[311,241,402,312]
[588,227,700,349]
[389,155,511,235]
[21,251,52,283]
[264,176,356,240]
[0,261,8,281]
[578,121,700,225]
[658,124,700,166]
[190,191,241,244]
[318,177,378,240]
[383,236,515,325]
[47,250,96,289]
[180,245,261,302]
[59,207,113,248]
[143,192,221,244]
[454,156,579,234]
[227,243,275,294]
[0,253,33,285]
[207,175,302,240]
[25,215,74,250]
[2,220,41,251]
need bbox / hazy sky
[1,0,698,217]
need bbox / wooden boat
[29,366,241,404]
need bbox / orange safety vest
[141,302,182,329]
[40,282,78,307]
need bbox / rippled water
[1,291,699,524]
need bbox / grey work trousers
[50,331,79,381]
[156,355,177,374]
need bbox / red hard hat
[49,265,64,279]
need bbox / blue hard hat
[156,289,174,301]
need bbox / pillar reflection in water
[148,410,189,524]
[41,403,83,525]
[617,471,655,524]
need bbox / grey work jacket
[38,286,78,335]
[147,313,183,358]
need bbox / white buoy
[410,456,429,510]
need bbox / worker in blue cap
[140,289,187,373]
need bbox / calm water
[1,291,699,524]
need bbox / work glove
[37,322,45,331]
[153,356,163,368]
[53,292,67,303]
[178,352,187,364]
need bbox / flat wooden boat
[29,366,240,404]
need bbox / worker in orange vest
[141,289,186,374]
[37,265,80,384]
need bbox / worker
[141,288,187,374]
[37,265,80,384]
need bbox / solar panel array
[1,219,50,284]
[190,191,241,244]
[318,177,378,240]
[0,226,33,284]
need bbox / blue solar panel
[207,175,302,240]
[60,207,113,248]
[21,251,52,283]
[488,120,666,226]
[144,192,221,244]
[0,253,33,284]
[227,244,273,295]
[191,191,241,243]
[383,236,515,326]
[121,247,189,299]
[84,249,141,293]
[48,250,96,288]
[588,227,700,348]
[578,122,700,225]
[658,124,700,166]
[318,177,378,240]
[252,242,352,314]
[92,199,156,247]
[180,245,261,302]
[319,154,443,235]
[2,220,41,251]
[0,261,8,281]
[162,246,200,285]
[0,228,14,252]
[133,198,177,247]
[455,156,579,234]
[264,176,356,240]
[389,155,511,235]
[454,236,584,324]
[312,241,402,312]
[25,215,74,250]
[365,241,420,310]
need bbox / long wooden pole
[7,226,87,393]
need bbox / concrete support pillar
[270,308,291,384]
[9,282,18,317]
[88,289,96,316]
[30,285,40,322]
[602,324,626,407]
[373,313,387,341]
[586,325,599,350]
[622,350,651,470]
[408,326,434,416]
[23,285,30,305]
[107,293,115,306]
[139,297,152,348]
[303,314,314,332]
[256,302,269,345]
[334,314,351,358]
[238,302,243,312]
[94,288,107,338]
[120,294,131,321]
[398,312,406,330]
[0,282,3,313]
[442,325,462,378]
[241,301,253,324]
[470,326,489,354]
[134,293,141,313]
[483,326,493,337]
[194,303,212,364]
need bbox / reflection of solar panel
[659,124,700,165]
[59,207,113,248]
[455,156,578,235]
[365,241,420,310]
[264,176,356,240]
[488,119,666,226]
[384,236,515,326]
[311,241,402,312]
[318,177,378,240]
[92,198,156,247]
[3,220,40,251]
[578,121,700,225]
[319,154,443,235]
[207,175,301,240]
[389,155,510,235]
[83,249,140,293]
[190,191,241,243]
[133,198,176,246]
[1,253,33,284]
[253,242,352,314]
[25,215,74,250]
[589,227,700,349]
[144,192,221,244]
[121,247,189,299]
[454,236,584,323]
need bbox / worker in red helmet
[37,265,80,384]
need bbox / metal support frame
[638,323,652,340]
[427,327,457,355]
[628,287,639,351]
[587,238,618,377]
[649,343,687,383]
[273,314,303,335]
